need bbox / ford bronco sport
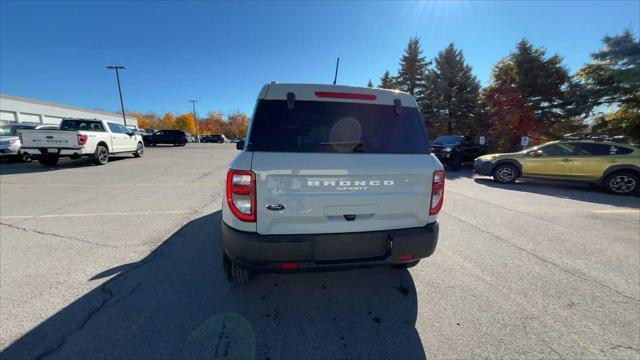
[221,84,444,284]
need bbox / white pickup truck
[20,118,145,166]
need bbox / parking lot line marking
[0,210,205,220]
[592,209,640,214]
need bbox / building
[0,93,137,128]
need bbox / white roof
[259,83,418,108]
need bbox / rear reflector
[314,91,377,100]
[399,254,414,261]
[279,262,299,270]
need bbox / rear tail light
[429,170,445,215]
[77,134,88,145]
[226,169,256,222]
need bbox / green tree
[395,37,430,97]
[578,29,640,139]
[423,43,481,135]
[366,79,374,88]
[379,70,397,89]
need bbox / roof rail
[562,134,630,143]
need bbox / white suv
[222,83,444,284]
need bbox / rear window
[248,100,429,154]
[60,120,105,132]
[577,143,633,155]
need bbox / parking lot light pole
[189,99,200,143]
[106,66,127,127]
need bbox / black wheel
[223,255,251,285]
[133,142,144,157]
[448,154,462,171]
[18,151,31,162]
[38,155,59,166]
[392,260,420,269]
[492,163,518,184]
[93,145,109,165]
[604,171,638,195]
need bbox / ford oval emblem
[45,136,54,139]
[265,204,286,211]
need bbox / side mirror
[236,140,245,150]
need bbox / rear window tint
[578,143,633,156]
[60,120,105,132]
[248,100,428,154]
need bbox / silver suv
[221,83,444,284]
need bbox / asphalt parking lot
[1,144,639,359]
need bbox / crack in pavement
[33,255,154,359]
[24,203,220,359]
[0,222,121,249]
[444,212,640,303]
[0,222,171,249]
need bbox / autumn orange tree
[175,113,197,134]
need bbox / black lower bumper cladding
[474,160,495,176]
[221,221,439,271]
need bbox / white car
[20,118,145,166]
[0,123,58,162]
[221,83,444,284]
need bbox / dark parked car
[201,134,226,143]
[430,135,488,170]
[143,130,188,147]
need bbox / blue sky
[1,0,638,117]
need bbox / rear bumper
[474,159,495,176]
[221,221,439,271]
[21,147,90,157]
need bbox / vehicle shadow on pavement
[1,211,426,360]
[474,178,640,207]
[0,156,132,175]
[444,167,474,180]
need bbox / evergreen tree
[379,70,397,89]
[423,44,481,135]
[508,40,573,124]
[367,79,374,88]
[578,29,640,139]
[395,37,430,97]
[578,29,640,107]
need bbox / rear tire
[133,142,144,157]
[492,163,518,184]
[38,155,59,166]
[223,255,251,285]
[93,145,109,165]
[604,171,638,195]
[18,151,31,162]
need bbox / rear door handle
[561,158,572,162]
